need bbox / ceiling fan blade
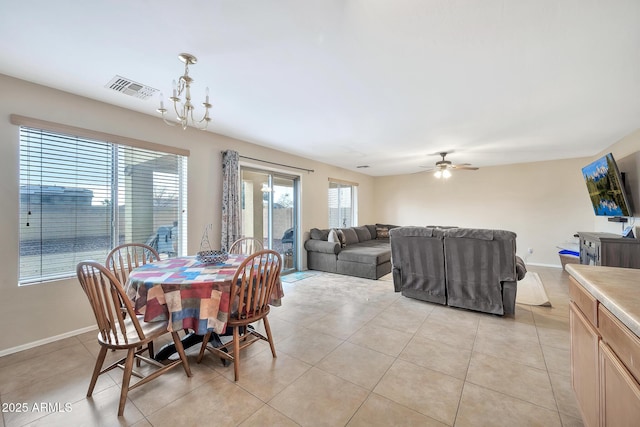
[453,165,479,170]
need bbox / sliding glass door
[240,167,298,273]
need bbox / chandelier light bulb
[434,170,442,178]
[442,169,452,178]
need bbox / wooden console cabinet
[568,264,640,426]
[577,232,640,269]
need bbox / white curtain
[221,150,241,251]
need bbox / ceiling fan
[419,152,479,178]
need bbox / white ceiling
[1,1,639,176]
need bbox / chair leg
[196,332,212,363]
[263,316,277,358]
[171,332,192,377]
[87,346,108,397]
[233,326,241,381]
[118,348,136,417]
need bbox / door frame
[239,165,300,272]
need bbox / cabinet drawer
[599,304,640,384]
[569,277,598,326]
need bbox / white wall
[0,74,374,353]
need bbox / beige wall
[1,72,638,353]
[374,132,640,266]
[591,129,640,235]
[374,158,598,266]
[0,74,374,353]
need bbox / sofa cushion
[376,223,400,231]
[444,228,516,241]
[353,226,372,242]
[390,226,444,238]
[364,224,377,239]
[310,228,329,240]
[341,228,359,246]
[337,243,391,264]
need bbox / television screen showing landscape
[581,153,632,217]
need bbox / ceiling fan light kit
[423,152,479,178]
[434,169,452,179]
[157,53,212,130]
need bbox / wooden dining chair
[196,249,282,381]
[77,261,192,416]
[106,243,160,286]
[106,243,175,353]
[228,237,264,255]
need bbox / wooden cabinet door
[600,342,640,427]
[570,301,600,427]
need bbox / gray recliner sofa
[390,226,446,304]
[390,226,525,315]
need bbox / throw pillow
[327,228,339,243]
[310,228,330,240]
[376,226,390,239]
[353,226,372,242]
[341,228,359,245]
[364,224,377,239]
[336,229,346,247]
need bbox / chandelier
[157,53,212,130]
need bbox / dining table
[125,254,284,336]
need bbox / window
[18,126,187,285]
[328,179,358,228]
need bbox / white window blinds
[19,126,187,284]
[328,180,357,228]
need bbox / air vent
[105,75,158,100]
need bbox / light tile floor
[0,266,583,426]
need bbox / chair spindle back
[228,237,264,255]
[106,243,160,286]
[230,250,282,321]
[77,261,145,346]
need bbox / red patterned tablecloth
[125,255,283,335]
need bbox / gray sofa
[304,224,395,279]
[390,226,526,315]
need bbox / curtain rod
[225,152,314,173]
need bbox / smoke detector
[105,75,158,100]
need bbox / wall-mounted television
[581,153,633,217]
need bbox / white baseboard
[0,325,97,358]
[526,262,563,269]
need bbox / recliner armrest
[515,255,527,281]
